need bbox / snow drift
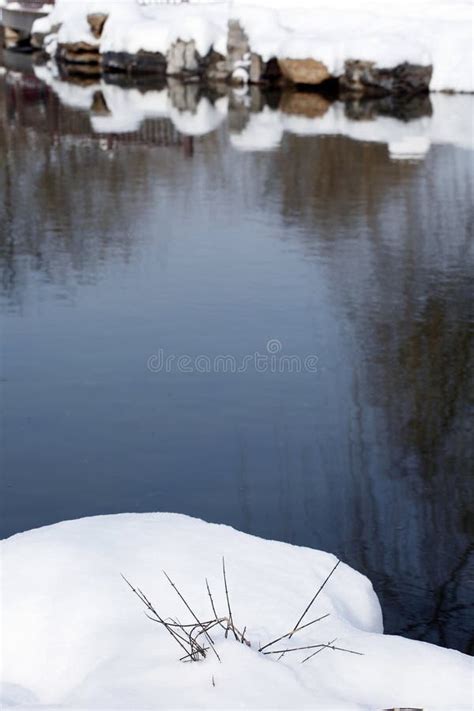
[1,513,472,710]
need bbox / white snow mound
[0,513,472,710]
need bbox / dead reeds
[123,556,362,665]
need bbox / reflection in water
[1,60,473,654]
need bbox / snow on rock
[1,512,472,710]
[32,0,474,92]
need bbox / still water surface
[1,58,473,653]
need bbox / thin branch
[323,644,363,656]
[264,642,363,656]
[163,571,221,662]
[288,561,341,640]
[222,557,239,641]
[180,647,210,662]
[206,578,227,633]
[259,613,330,652]
[122,574,193,659]
[163,617,216,629]
[301,638,337,663]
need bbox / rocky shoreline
[52,15,434,98]
[3,9,434,100]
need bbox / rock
[340,60,432,96]
[57,43,100,65]
[166,39,199,76]
[87,14,108,40]
[225,19,281,84]
[204,53,230,82]
[31,32,46,49]
[3,27,25,49]
[31,22,61,50]
[278,58,332,86]
[249,53,263,84]
[280,91,330,118]
[101,51,167,74]
[227,19,250,64]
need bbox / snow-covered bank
[29,0,474,93]
[1,513,472,710]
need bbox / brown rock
[87,13,108,40]
[57,43,100,65]
[278,58,331,86]
[4,27,25,48]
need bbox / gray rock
[101,51,167,74]
[224,19,280,84]
[340,60,432,96]
[227,19,250,62]
[166,39,199,76]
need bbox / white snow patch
[1,513,472,710]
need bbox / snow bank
[1,513,472,710]
[33,0,474,92]
[235,0,474,92]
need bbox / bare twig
[289,561,340,639]
[121,574,195,659]
[125,560,349,668]
[277,560,340,660]
[206,578,227,633]
[264,642,363,657]
[180,647,210,662]
[259,613,330,652]
[222,558,239,641]
[304,641,363,659]
[301,638,337,663]
[164,571,221,662]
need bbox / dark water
[1,57,473,654]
